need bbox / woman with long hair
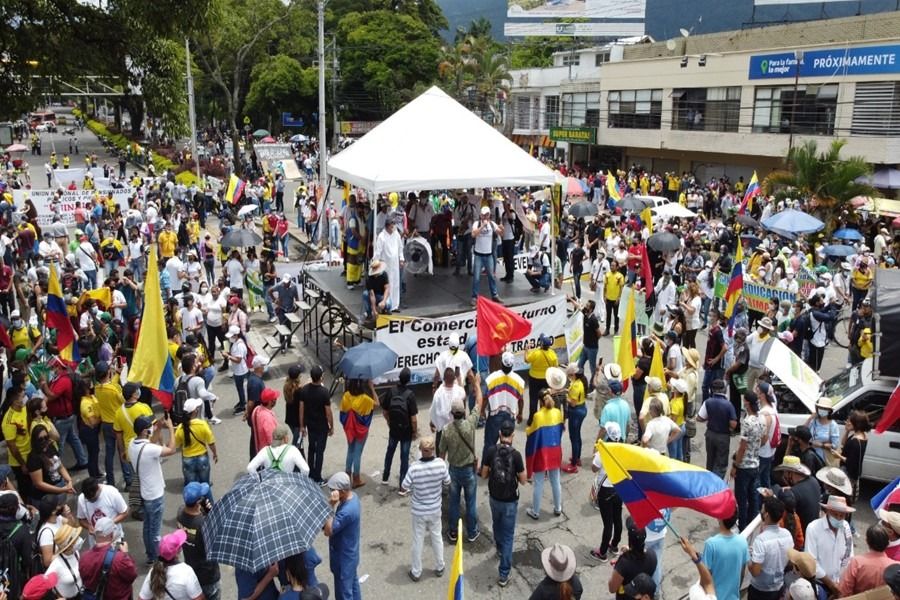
[588,422,624,563]
[261,252,278,322]
[279,552,329,599]
[283,365,304,448]
[340,378,377,489]
[607,518,657,600]
[526,390,564,520]
[46,524,84,599]
[27,424,75,504]
[528,544,583,600]
[174,398,217,488]
[838,410,870,509]
[561,365,588,474]
[679,280,702,349]
[138,529,204,600]
[244,247,264,313]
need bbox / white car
[34,122,57,133]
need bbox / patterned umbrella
[202,470,331,572]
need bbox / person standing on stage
[471,206,503,306]
[373,215,404,312]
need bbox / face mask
[827,514,843,529]
[817,409,830,418]
[91,306,99,315]
[11,319,22,328]
[72,537,84,553]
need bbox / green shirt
[438,412,478,468]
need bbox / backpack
[174,375,190,422]
[769,412,781,449]
[387,389,413,436]
[0,522,24,592]
[266,445,290,472]
[488,445,518,500]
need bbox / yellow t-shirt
[568,378,585,407]
[670,395,685,426]
[175,419,215,458]
[80,394,101,426]
[10,325,39,351]
[29,416,55,437]
[1,405,30,467]
[851,268,873,291]
[112,401,153,457]
[95,381,125,424]
[859,335,874,359]
[525,348,558,379]
[158,231,178,258]
[168,342,182,376]
[188,221,200,245]
[604,271,625,302]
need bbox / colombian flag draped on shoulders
[127,245,175,409]
[47,264,79,364]
[339,391,376,443]
[525,406,564,478]
[738,171,760,215]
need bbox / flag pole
[595,439,682,537]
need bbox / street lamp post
[317,0,328,241]
[787,50,804,156]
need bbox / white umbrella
[237,205,258,218]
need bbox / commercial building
[509,12,900,181]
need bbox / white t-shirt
[139,563,203,600]
[47,553,83,598]
[434,349,473,387]
[111,288,126,321]
[127,240,143,261]
[185,261,203,288]
[758,405,778,459]
[642,416,677,454]
[686,295,702,330]
[180,306,204,336]
[429,384,466,432]
[37,515,65,551]
[229,338,249,376]
[591,452,614,488]
[165,256,185,288]
[205,295,226,327]
[225,259,244,289]
[129,439,165,501]
[246,444,310,475]
[76,241,97,271]
[76,484,127,540]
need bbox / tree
[508,37,567,69]
[454,17,492,44]
[763,139,875,233]
[245,54,317,132]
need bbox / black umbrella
[647,231,680,252]
[617,195,652,212]
[222,228,263,248]
[735,213,759,229]
[567,201,598,220]
[740,233,762,248]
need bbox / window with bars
[752,84,837,135]
[515,96,533,129]
[545,95,560,128]
[671,87,741,132]
[852,81,900,136]
[562,92,601,127]
[608,89,663,129]
[562,53,580,67]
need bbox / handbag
[731,371,748,394]
[684,418,697,438]
[128,443,148,512]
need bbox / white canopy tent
[327,86,557,193]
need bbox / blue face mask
[827,514,843,530]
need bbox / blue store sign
[749,44,900,79]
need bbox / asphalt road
[15,122,882,600]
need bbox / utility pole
[317,0,328,232]
[332,36,340,153]
[185,37,201,184]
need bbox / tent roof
[327,86,557,193]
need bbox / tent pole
[551,188,556,296]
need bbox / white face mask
[817,408,830,418]
[827,514,843,530]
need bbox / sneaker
[491,296,501,303]
[526,508,540,520]
[561,464,578,474]
[448,531,457,544]
[408,570,421,582]
[498,575,510,587]
[209,417,222,425]
[232,405,245,415]
[609,545,620,557]
[379,478,388,486]
[435,567,445,577]
[553,508,563,516]
[398,488,410,497]
[589,548,608,562]
[467,530,481,543]
[268,316,277,323]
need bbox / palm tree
[763,139,875,233]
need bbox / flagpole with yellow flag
[640,206,653,235]
[644,339,666,402]
[616,286,637,383]
[447,518,464,600]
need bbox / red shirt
[627,243,643,270]
[252,406,278,453]
[78,544,138,600]
[0,265,12,291]
[46,374,74,419]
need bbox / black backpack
[488,445,518,500]
[388,389,413,436]
[0,522,24,594]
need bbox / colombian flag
[606,171,623,203]
[447,519,464,600]
[225,174,246,205]
[724,242,744,334]
[127,245,175,409]
[77,288,112,310]
[47,264,79,364]
[339,395,374,443]
[738,171,760,215]
[525,407,564,478]
[595,441,735,528]
[617,286,637,384]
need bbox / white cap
[182,398,203,414]
[10,309,20,318]
[227,325,241,338]
[501,352,515,368]
[787,579,816,600]
[480,206,490,215]
[448,333,460,348]
[252,355,266,368]
[281,274,291,284]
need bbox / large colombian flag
[738,171,760,215]
[525,407,564,478]
[447,519,464,600]
[47,264,79,364]
[596,441,735,528]
[127,245,175,409]
[724,241,744,334]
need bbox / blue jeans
[84,269,97,289]
[471,253,497,299]
[332,565,361,600]
[362,291,390,320]
[667,425,685,461]
[490,497,517,579]
[735,466,760,532]
[78,423,102,478]
[449,465,479,539]
[578,346,598,385]
[532,469,561,514]
[525,270,550,291]
[234,373,247,409]
[182,454,211,486]
[383,436,411,485]
[758,454,773,491]
[567,403,587,464]
[263,283,275,319]
[646,536,664,590]
[53,415,88,466]
[482,413,514,465]
[143,495,165,562]
[345,437,367,475]
[702,367,724,402]
[102,422,131,486]
[700,297,712,328]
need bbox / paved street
[15,123,882,599]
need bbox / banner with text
[564,310,583,366]
[13,188,132,226]
[713,266,816,312]
[253,144,294,162]
[374,294,567,384]
[52,167,106,187]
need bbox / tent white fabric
[327,86,557,193]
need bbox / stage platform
[307,266,556,320]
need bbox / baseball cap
[448,333,460,348]
[480,206,490,215]
[281,274,291,284]
[788,578,816,600]
[158,529,188,561]
[227,325,241,338]
[450,399,465,413]
[183,482,211,505]
[182,397,203,414]
[260,388,279,404]
[23,572,59,600]
[501,352,515,368]
[133,415,154,434]
[310,365,324,381]
[624,573,656,597]
[94,360,110,376]
[93,516,117,537]
[791,425,812,443]
[327,472,352,491]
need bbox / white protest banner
[374,294,567,384]
[52,168,105,187]
[13,188,132,226]
[564,310,583,365]
[618,286,649,329]
[254,144,294,162]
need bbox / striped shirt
[485,370,525,417]
[402,457,450,517]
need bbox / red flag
[640,243,653,300]
[476,296,532,356]
[875,381,900,434]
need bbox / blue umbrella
[761,209,824,235]
[832,228,864,241]
[822,244,856,257]
[338,341,398,379]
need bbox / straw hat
[816,467,852,496]
[369,260,386,276]
[603,363,622,382]
[545,367,567,391]
[541,543,576,582]
[682,347,700,369]
[820,494,856,514]
[787,549,817,578]
[54,523,83,555]
[773,455,811,477]
[879,509,900,535]
[815,396,835,411]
